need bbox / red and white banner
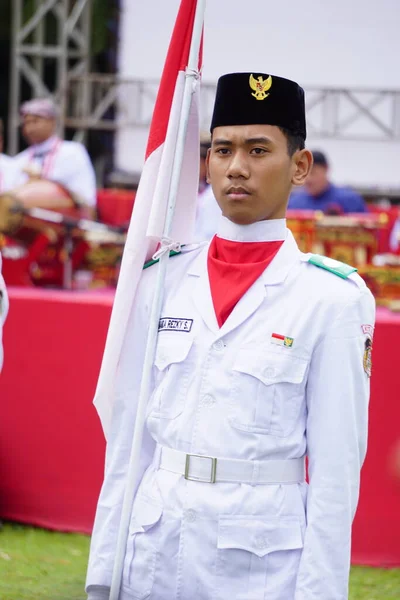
[94,0,202,437]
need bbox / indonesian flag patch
[271,333,294,348]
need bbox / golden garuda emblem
[249,74,272,100]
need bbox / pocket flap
[130,498,163,535]
[154,334,193,371]
[218,516,303,558]
[233,350,308,385]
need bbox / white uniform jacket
[86,230,375,600]
[0,255,9,371]
[14,136,97,207]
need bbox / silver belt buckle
[184,453,217,483]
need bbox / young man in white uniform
[86,73,375,600]
[13,98,97,210]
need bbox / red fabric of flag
[146,0,202,158]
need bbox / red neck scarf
[207,236,284,328]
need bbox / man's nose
[226,151,250,179]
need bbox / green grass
[350,567,400,599]
[0,523,89,600]
[0,523,399,599]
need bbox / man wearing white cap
[13,98,97,210]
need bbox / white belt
[157,445,305,485]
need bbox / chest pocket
[150,333,194,420]
[230,348,308,437]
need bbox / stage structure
[65,76,400,142]
[8,0,92,154]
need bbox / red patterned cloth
[207,236,284,327]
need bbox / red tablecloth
[0,288,110,533]
[0,289,399,567]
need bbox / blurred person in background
[13,98,97,215]
[0,254,8,372]
[389,212,400,253]
[289,150,367,214]
[194,132,221,241]
[0,118,21,192]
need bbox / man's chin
[223,212,259,226]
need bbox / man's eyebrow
[212,138,232,146]
[245,136,273,145]
[212,136,274,146]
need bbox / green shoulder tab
[143,249,181,270]
[308,254,357,279]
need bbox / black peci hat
[210,72,306,139]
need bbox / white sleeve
[0,255,9,372]
[85,277,157,591]
[295,286,375,600]
[59,144,97,206]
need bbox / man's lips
[225,186,251,200]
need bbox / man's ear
[205,148,211,183]
[292,149,313,186]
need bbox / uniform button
[255,534,269,550]
[213,339,225,351]
[264,367,275,378]
[186,509,196,523]
[202,394,215,407]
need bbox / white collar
[31,135,59,154]
[216,215,287,242]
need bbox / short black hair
[278,126,305,156]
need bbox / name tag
[159,317,193,333]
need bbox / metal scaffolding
[8,0,92,155]
[8,2,400,152]
[65,75,400,143]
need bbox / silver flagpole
[108,1,206,598]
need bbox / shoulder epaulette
[307,254,357,279]
[143,249,181,270]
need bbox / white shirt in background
[194,184,222,241]
[13,135,97,207]
[0,153,22,193]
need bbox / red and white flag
[94,0,202,437]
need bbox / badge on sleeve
[361,324,374,336]
[363,337,372,377]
